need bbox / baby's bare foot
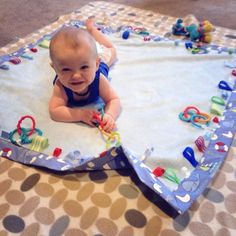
[86,18,95,32]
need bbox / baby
[49,19,121,132]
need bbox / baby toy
[183,147,199,167]
[185,24,201,41]
[198,20,214,43]
[172,18,187,36]
[39,39,50,49]
[209,80,230,116]
[179,106,212,129]
[122,30,130,40]
[30,48,38,53]
[9,115,49,152]
[0,64,9,70]
[185,20,214,43]
[172,18,214,44]
[93,111,121,149]
[121,27,150,41]
[153,166,180,184]
[30,135,49,152]
[195,136,207,152]
[9,58,21,65]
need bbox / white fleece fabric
[0,32,233,178]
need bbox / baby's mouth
[70,81,84,86]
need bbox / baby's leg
[86,18,117,67]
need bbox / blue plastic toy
[122,30,130,40]
[185,41,193,49]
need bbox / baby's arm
[99,74,121,131]
[49,81,99,126]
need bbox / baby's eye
[62,68,71,72]
[81,65,89,70]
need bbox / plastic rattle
[183,147,198,167]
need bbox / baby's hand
[102,113,116,132]
[80,109,100,127]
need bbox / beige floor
[0,2,236,235]
[0,0,236,47]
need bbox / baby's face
[51,41,99,94]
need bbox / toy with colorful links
[179,106,212,129]
[9,115,48,152]
[93,111,121,150]
[9,127,42,145]
[10,115,41,145]
[17,115,36,136]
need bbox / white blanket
[0,32,233,189]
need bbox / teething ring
[190,114,207,128]
[194,112,211,124]
[17,115,36,136]
[180,110,198,122]
[183,106,200,118]
[9,127,42,145]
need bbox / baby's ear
[50,62,55,69]
[96,57,101,70]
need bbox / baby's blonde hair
[49,26,97,61]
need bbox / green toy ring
[9,127,43,145]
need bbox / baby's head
[49,26,100,94]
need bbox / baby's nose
[72,71,81,79]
